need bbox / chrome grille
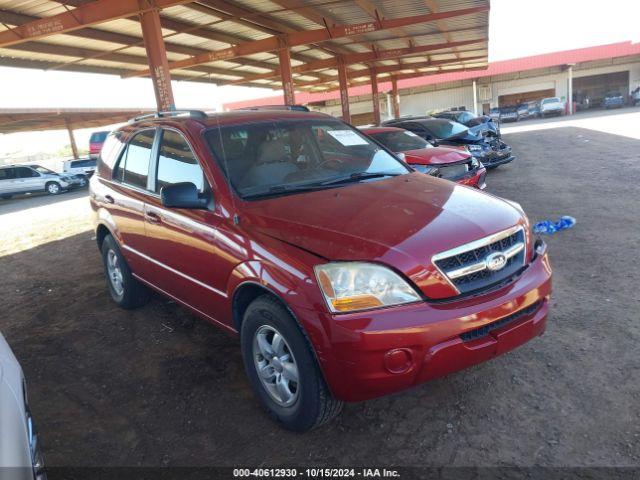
[433,226,526,295]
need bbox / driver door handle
[104,194,114,204]
[145,211,161,224]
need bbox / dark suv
[90,110,552,431]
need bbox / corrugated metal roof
[0,0,489,91]
[223,41,640,109]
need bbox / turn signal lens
[332,295,383,312]
[315,262,421,313]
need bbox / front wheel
[45,182,61,195]
[241,295,343,432]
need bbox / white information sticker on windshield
[405,131,419,137]
[327,129,369,146]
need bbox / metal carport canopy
[0,0,490,123]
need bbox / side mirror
[396,152,406,161]
[161,182,209,209]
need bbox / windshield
[542,98,560,104]
[421,120,468,139]
[369,130,431,152]
[205,119,409,199]
[30,165,56,174]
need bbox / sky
[1,0,639,157]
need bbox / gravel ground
[0,123,639,469]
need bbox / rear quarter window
[99,132,125,170]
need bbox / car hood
[241,173,523,299]
[403,147,470,166]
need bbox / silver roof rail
[128,110,208,123]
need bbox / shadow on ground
[0,127,639,467]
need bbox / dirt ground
[1,122,639,468]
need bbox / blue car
[603,92,625,109]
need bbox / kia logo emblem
[485,252,507,271]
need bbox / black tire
[240,295,343,432]
[100,234,149,309]
[45,181,61,195]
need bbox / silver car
[0,332,45,480]
[62,158,97,178]
[0,164,86,199]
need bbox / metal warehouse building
[225,41,640,124]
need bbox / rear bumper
[314,247,552,402]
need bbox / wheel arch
[231,280,337,397]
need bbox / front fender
[226,255,346,398]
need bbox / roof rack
[235,105,310,112]
[128,110,208,123]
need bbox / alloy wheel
[252,325,300,407]
[106,249,124,296]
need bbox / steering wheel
[316,157,345,170]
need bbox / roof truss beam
[0,0,195,48]
[124,5,488,78]
[228,38,486,85]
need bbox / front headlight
[412,164,440,176]
[315,262,421,313]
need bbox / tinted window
[118,130,154,189]
[15,167,38,178]
[71,159,96,168]
[0,168,16,180]
[206,119,408,199]
[156,130,204,193]
[369,130,430,152]
[90,131,109,143]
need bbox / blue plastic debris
[533,216,576,235]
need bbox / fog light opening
[384,348,413,374]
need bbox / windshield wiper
[242,183,328,200]
[319,171,402,186]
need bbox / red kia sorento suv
[90,110,552,432]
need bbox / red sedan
[362,126,486,189]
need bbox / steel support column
[278,44,295,105]
[337,57,351,123]
[65,119,79,159]
[370,67,381,125]
[391,77,400,119]
[567,64,573,115]
[472,79,478,115]
[139,8,175,111]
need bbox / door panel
[106,129,156,273]
[140,129,235,324]
[0,168,18,193]
[14,167,42,193]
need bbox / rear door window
[155,130,205,193]
[15,167,38,178]
[115,129,155,189]
[0,168,16,180]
